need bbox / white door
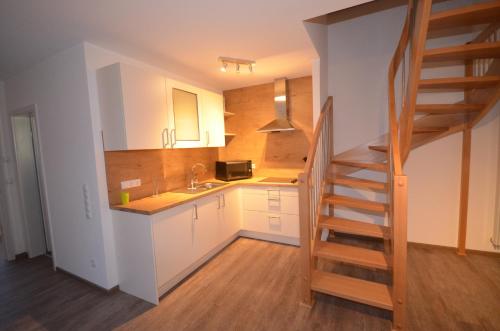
[120,64,169,150]
[201,91,225,147]
[165,78,204,148]
[153,203,195,289]
[221,188,242,239]
[11,115,48,257]
[193,194,220,259]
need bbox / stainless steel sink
[171,182,229,194]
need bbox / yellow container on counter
[120,192,130,205]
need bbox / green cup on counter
[120,191,130,205]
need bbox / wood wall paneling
[219,76,313,176]
[105,148,218,205]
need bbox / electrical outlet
[121,179,141,190]
[251,163,256,170]
[90,259,96,268]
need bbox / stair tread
[423,41,500,62]
[428,1,500,31]
[327,175,387,191]
[314,241,392,270]
[413,126,449,133]
[415,103,484,113]
[331,159,388,172]
[368,145,388,153]
[311,270,394,311]
[419,76,500,90]
[323,194,388,213]
[319,215,390,239]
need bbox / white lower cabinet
[152,203,195,292]
[112,185,298,305]
[241,186,300,245]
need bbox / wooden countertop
[110,177,298,216]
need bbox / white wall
[304,22,329,127]
[4,44,117,288]
[327,1,500,252]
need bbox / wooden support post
[392,175,408,331]
[298,172,313,307]
[457,128,472,256]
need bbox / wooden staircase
[298,1,500,330]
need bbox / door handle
[217,195,221,209]
[222,193,226,208]
[171,129,176,147]
[162,128,169,148]
[206,131,210,147]
[193,204,198,220]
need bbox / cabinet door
[193,194,221,260]
[97,63,169,150]
[201,91,225,147]
[152,203,195,289]
[165,78,204,148]
[221,188,241,239]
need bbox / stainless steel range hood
[256,78,295,133]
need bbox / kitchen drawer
[242,186,298,197]
[242,192,298,215]
[242,210,299,238]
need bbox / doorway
[10,110,51,258]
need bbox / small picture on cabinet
[172,88,201,141]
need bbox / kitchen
[98,62,313,304]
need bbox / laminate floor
[1,237,499,331]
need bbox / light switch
[121,179,141,190]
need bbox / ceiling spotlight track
[218,56,256,74]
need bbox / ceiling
[0,0,372,91]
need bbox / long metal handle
[222,193,226,208]
[171,129,176,147]
[193,204,198,220]
[206,131,210,146]
[217,195,221,209]
[162,128,170,148]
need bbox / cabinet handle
[171,129,176,148]
[206,131,210,146]
[217,195,221,209]
[267,189,281,201]
[193,204,198,220]
[222,193,226,208]
[162,128,169,148]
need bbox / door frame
[9,104,55,267]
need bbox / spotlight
[220,62,228,72]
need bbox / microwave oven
[215,160,252,181]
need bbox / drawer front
[242,210,299,238]
[242,190,299,215]
[242,186,298,197]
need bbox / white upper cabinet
[98,63,226,150]
[201,90,225,148]
[165,78,225,148]
[97,63,169,151]
[165,78,204,149]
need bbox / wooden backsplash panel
[105,148,218,205]
[219,76,312,175]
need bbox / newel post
[298,172,313,307]
[392,175,408,330]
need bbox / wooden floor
[1,237,499,331]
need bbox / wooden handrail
[303,96,333,177]
[387,10,410,176]
[298,96,334,306]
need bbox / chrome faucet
[189,163,207,190]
